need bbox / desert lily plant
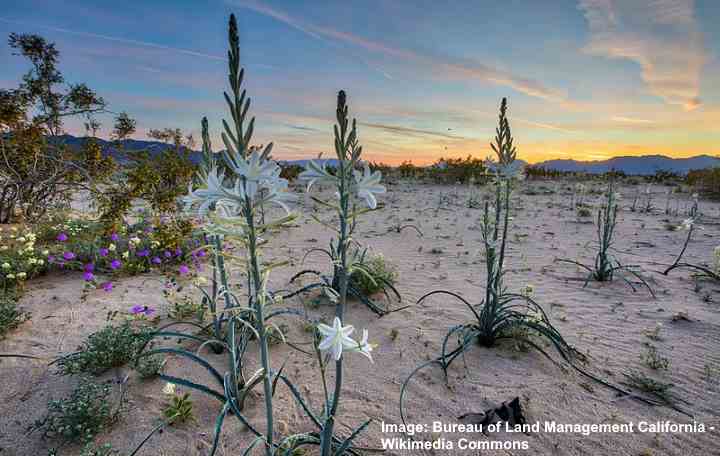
[400,98,581,424]
[286,91,401,316]
[556,185,655,297]
[131,15,299,454]
[663,218,720,281]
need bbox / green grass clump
[350,253,398,296]
[134,353,165,379]
[80,443,121,456]
[622,371,676,404]
[0,291,28,339]
[59,322,153,375]
[36,378,122,444]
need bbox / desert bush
[35,377,123,444]
[58,322,153,375]
[280,163,304,181]
[0,290,28,339]
[349,252,398,296]
[0,226,48,289]
[427,155,488,184]
[687,167,720,200]
[95,122,197,228]
[0,33,112,223]
[134,353,165,379]
[79,443,120,456]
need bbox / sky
[1,0,719,164]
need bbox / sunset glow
[2,0,719,164]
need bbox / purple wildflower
[178,264,190,275]
[110,259,122,270]
[174,247,183,257]
[63,251,75,261]
[83,263,94,272]
[152,256,162,265]
[197,249,207,258]
[56,232,68,242]
[110,232,120,242]
[136,249,149,257]
[83,271,94,281]
[130,305,155,316]
[101,281,113,292]
[99,248,109,257]
[164,250,172,258]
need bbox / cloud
[578,0,707,110]
[359,122,468,140]
[233,0,566,103]
[611,116,653,124]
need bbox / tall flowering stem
[299,91,383,455]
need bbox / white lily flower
[232,149,279,199]
[356,329,374,362]
[261,168,297,214]
[183,167,240,216]
[317,317,358,361]
[353,163,385,209]
[298,160,337,192]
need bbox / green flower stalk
[298,91,381,455]
[556,184,655,296]
[133,14,296,456]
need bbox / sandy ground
[1,180,719,456]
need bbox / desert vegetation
[0,12,719,456]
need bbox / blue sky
[2,0,719,163]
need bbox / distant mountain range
[533,155,720,175]
[52,135,718,175]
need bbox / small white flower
[356,329,374,362]
[1,263,10,269]
[298,159,337,192]
[680,218,694,230]
[162,382,176,396]
[353,163,386,209]
[317,317,361,361]
[122,251,130,259]
[108,243,116,252]
[37,259,44,266]
[17,272,26,279]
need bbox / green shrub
[58,322,152,375]
[0,291,28,339]
[350,253,398,296]
[134,353,165,379]
[80,443,120,456]
[37,378,121,444]
[163,392,195,425]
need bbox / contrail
[0,17,226,61]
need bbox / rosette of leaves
[556,184,655,296]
